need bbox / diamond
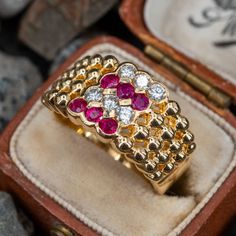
[85,107,103,122]
[134,72,150,89]
[68,98,87,113]
[117,83,135,99]
[100,74,120,88]
[118,63,137,80]
[116,106,134,124]
[148,83,166,101]
[103,95,119,112]
[131,93,149,111]
[99,118,118,135]
[84,87,103,102]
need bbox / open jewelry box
[0,0,236,235]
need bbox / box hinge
[144,45,231,108]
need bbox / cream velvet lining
[10,44,236,236]
[144,0,236,86]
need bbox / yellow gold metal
[41,54,196,194]
[50,225,74,236]
[119,125,136,137]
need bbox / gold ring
[42,54,196,194]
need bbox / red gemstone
[132,93,149,111]
[117,83,135,99]
[101,74,120,88]
[85,107,103,122]
[68,98,87,113]
[99,118,118,134]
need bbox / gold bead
[81,56,91,67]
[148,137,160,151]
[74,60,82,68]
[158,152,169,163]
[182,131,194,143]
[175,152,186,162]
[90,54,103,69]
[146,171,162,181]
[182,142,196,154]
[47,89,58,108]
[69,80,83,98]
[41,91,55,111]
[68,68,76,79]
[137,160,157,173]
[61,71,69,79]
[54,91,70,116]
[133,150,147,162]
[102,55,119,73]
[165,101,180,116]
[115,137,132,151]
[134,126,149,139]
[75,66,87,80]
[170,141,181,153]
[164,162,174,173]
[85,69,101,87]
[60,78,72,92]
[150,114,163,127]
[176,116,189,130]
[50,225,74,236]
[161,127,174,140]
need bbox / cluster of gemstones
[42,54,195,188]
[67,63,167,136]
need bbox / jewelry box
[0,0,236,235]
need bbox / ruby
[99,118,118,134]
[117,83,135,99]
[85,107,103,122]
[68,98,87,113]
[132,93,149,111]
[100,74,120,88]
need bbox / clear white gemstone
[103,95,118,112]
[84,87,103,102]
[118,63,137,80]
[116,106,134,124]
[134,72,150,89]
[148,83,166,101]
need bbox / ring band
[42,54,196,194]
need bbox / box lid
[120,0,236,108]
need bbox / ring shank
[42,54,195,194]
[57,114,190,194]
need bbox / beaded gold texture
[42,54,196,194]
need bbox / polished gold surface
[50,225,74,236]
[42,54,196,194]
